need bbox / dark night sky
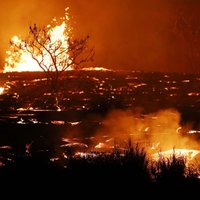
[0,0,200,72]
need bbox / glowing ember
[51,120,65,125]
[4,8,72,73]
[74,152,97,158]
[60,142,88,148]
[95,142,105,149]
[0,146,12,150]
[95,142,112,149]
[82,67,112,71]
[0,87,4,95]
[153,148,200,161]
[67,121,81,126]
[187,130,200,134]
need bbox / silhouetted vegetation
[0,144,200,194]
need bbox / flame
[0,87,4,95]
[95,142,113,149]
[3,8,73,73]
[95,142,106,149]
[152,148,200,161]
[82,67,112,71]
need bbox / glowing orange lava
[152,148,200,161]
[0,87,4,95]
[82,67,112,71]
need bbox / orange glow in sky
[1,0,200,73]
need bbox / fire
[5,35,42,72]
[3,8,72,73]
[94,142,114,150]
[152,148,200,161]
[0,87,4,95]
[82,67,112,71]
[95,142,107,149]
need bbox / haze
[0,0,200,73]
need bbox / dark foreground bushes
[0,145,200,195]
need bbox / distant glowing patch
[153,148,200,160]
[0,87,4,95]
[82,67,112,71]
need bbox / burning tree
[4,8,94,108]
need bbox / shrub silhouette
[151,153,186,184]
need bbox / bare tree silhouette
[10,24,94,93]
[7,12,94,110]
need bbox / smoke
[1,0,200,72]
[94,108,199,153]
